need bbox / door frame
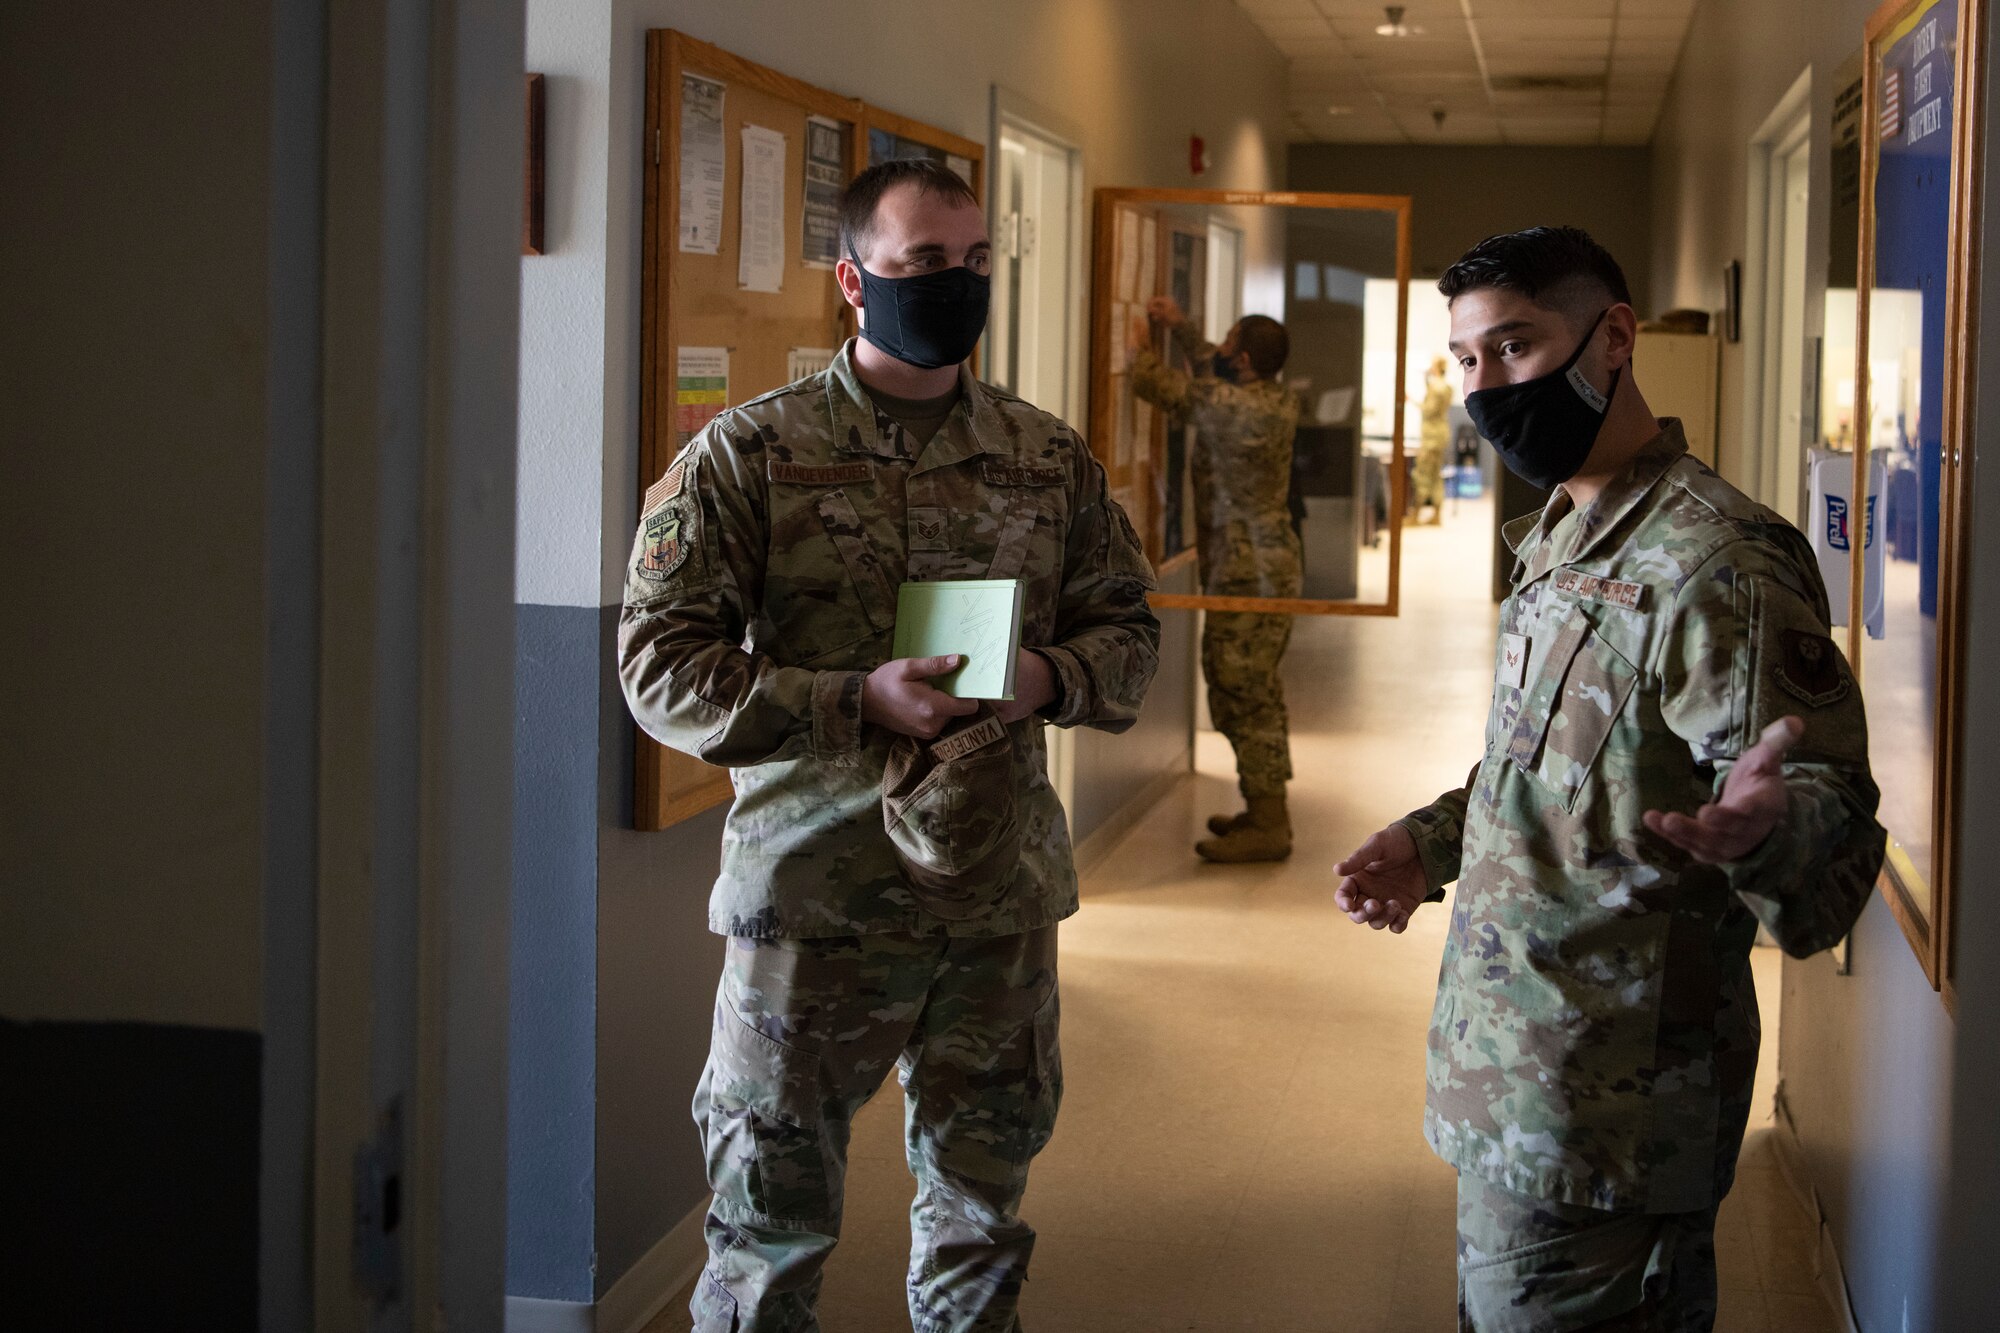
[1743,67,1815,514]
[989,86,1086,811]
[267,1,524,1327]
[988,86,1087,425]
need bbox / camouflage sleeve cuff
[1028,648,1067,721]
[811,669,867,758]
[1171,321,1212,360]
[1395,813,1459,903]
[1034,645,1093,728]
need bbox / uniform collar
[1514,418,1688,584]
[824,337,1016,470]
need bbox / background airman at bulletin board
[636,31,984,832]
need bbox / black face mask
[1464,309,1618,491]
[1210,351,1241,383]
[846,239,989,370]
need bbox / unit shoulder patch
[635,498,690,582]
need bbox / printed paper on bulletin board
[676,346,729,448]
[679,74,725,254]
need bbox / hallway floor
[649,501,1841,1332]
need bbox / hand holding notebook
[892,579,1026,700]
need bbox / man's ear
[835,257,866,312]
[1603,303,1639,370]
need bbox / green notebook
[892,579,1025,699]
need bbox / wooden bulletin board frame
[1849,0,1985,1001]
[635,31,985,832]
[1089,187,1413,617]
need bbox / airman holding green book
[619,157,1160,1332]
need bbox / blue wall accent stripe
[509,602,602,1301]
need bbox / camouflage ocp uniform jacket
[1399,421,1885,1214]
[618,340,1161,940]
[1131,324,1302,599]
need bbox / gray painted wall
[1940,7,2000,1315]
[1286,144,1655,315]
[510,604,603,1301]
[1072,563,1197,843]
[1650,2,1976,1328]
[1,2,270,1033]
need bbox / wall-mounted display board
[1089,188,1412,616]
[1851,0,1985,999]
[636,31,984,831]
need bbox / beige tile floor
[647,500,1842,1333]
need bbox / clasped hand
[860,649,1057,739]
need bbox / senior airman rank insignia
[1776,628,1849,707]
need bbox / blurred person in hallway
[1131,298,1301,862]
[1414,355,1453,524]
[619,158,1160,1332]
[1330,227,1884,1332]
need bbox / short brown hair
[1438,226,1632,329]
[838,158,978,263]
[1235,314,1290,378]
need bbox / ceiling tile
[1253,0,1698,146]
[1240,0,1323,15]
[1259,15,1338,39]
[1472,0,1617,14]
[1484,56,1613,74]
[1490,87,1606,106]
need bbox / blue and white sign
[1810,449,1885,638]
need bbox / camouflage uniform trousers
[1455,1176,1719,1332]
[691,926,1061,1333]
[1454,1075,1755,1333]
[1414,436,1448,512]
[1201,610,1293,798]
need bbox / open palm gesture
[1643,716,1803,863]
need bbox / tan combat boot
[1195,794,1292,863]
[1206,808,1254,836]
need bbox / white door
[990,109,1083,807]
[1771,131,1812,521]
[1750,81,1812,524]
[1205,222,1244,342]
[991,125,1077,417]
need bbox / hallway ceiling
[1240,0,1700,146]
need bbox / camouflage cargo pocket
[1021,982,1063,1162]
[701,994,832,1225]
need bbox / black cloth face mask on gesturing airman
[1464,307,1618,491]
[846,238,990,370]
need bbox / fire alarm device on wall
[1189,134,1208,176]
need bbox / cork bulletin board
[1093,199,1176,573]
[636,31,985,831]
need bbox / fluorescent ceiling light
[1375,6,1423,37]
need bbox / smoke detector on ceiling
[1375,6,1423,37]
